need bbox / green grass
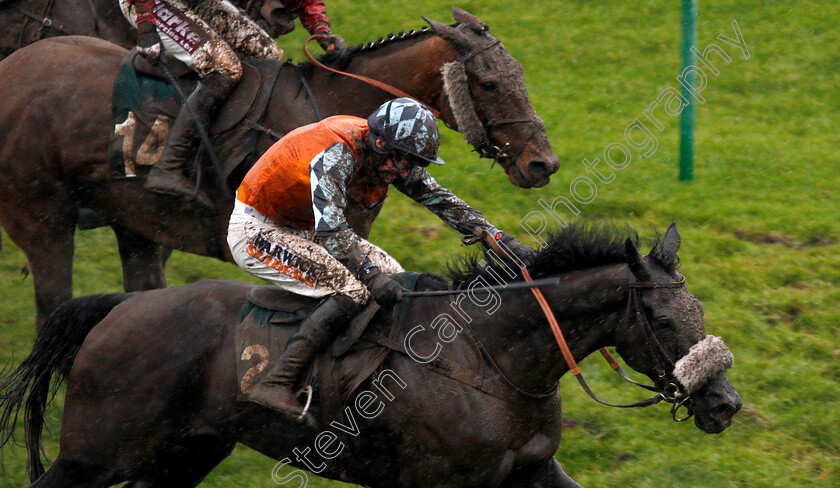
[1,0,838,486]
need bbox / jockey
[119,0,345,206]
[227,98,536,422]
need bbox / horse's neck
[548,265,631,376]
[314,34,454,119]
[469,264,630,393]
[258,34,455,153]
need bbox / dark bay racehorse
[0,224,740,487]
[0,7,560,328]
[0,0,289,60]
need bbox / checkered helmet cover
[367,98,442,164]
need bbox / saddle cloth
[107,51,282,180]
[235,272,425,423]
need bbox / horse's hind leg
[123,434,236,487]
[111,223,167,292]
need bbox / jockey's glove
[318,32,346,53]
[360,266,404,308]
[487,230,538,269]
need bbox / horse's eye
[657,319,672,329]
[480,81,496,91]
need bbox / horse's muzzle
[508,158,556,188]
[690,372,742,433]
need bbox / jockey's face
[369,136,422,184]
[376,151,414,184]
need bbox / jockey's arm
[283,0,344,51]
[129,0,163,61]
[283,0,330,35]
[395,167,539,266]
[395,167,497,237]
[310,143,403,305]
[309,144,370,276]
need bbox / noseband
[474,118,544,168]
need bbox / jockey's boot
[144,70,237,209]
[247,294,361,425]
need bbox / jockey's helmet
[367,98,444,166]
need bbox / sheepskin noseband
[441,61,487,148]
[673,335,734,394]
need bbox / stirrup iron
[298,385,314,421]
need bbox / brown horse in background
[0,7,560,328]
[0,0,290,60]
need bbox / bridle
[402,240,695,421]
[622,276,694,419]
[473,117,543,169]
[522,264,694,420]
[441,39,545,169]
[302,34,543,169]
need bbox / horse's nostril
[713,402,740,416]
[527,160,549,178]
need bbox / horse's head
[425,8,559,188]
[616,223,742,433]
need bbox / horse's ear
[625,238,649,280]
[451,7,488,31]
[660,222,681,264]
[423,16,471,51]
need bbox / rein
[16,0,71,49]
[407,233,694,419]
[303,35,441,118]
[403,267,689,412]
[302,34,541,168]
[521,265,683,409]
[400,276,562,297]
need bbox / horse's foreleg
[500,458,583,488]
[2,211,78,332]
[30,231,75,332]
[112,223,167,292]
[28,457,117,487]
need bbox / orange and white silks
[236,115,389,229]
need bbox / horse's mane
[346,26,434,56]
[447,222,679,286]
[296,24,439,71]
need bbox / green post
[679,0,697,181]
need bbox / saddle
[235,272,427,424]
[108,50,282,181]
[236,271,542,479]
